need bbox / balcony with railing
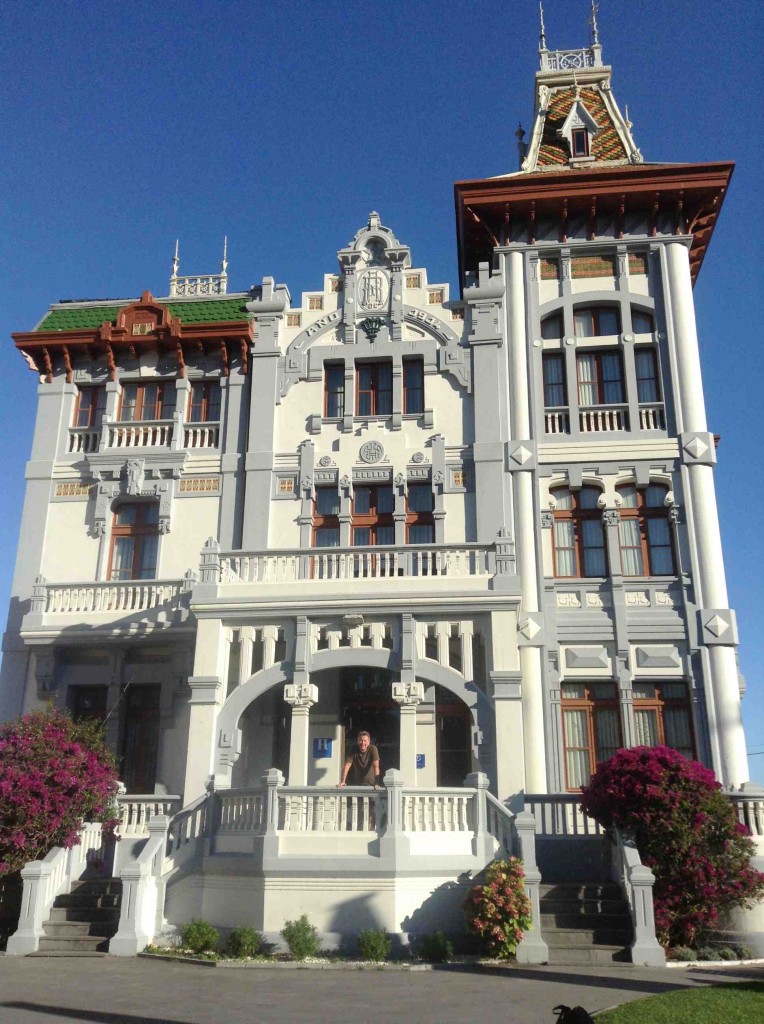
[544,402,667,436]
[66,417,220,455]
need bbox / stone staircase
[30,879,122,956]
[539,881,633,965]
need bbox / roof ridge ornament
[539,1,547,51]
[589,0,600,46]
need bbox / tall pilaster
[392,681,424,784]
[506,250,547,794]
[663,240,747,786]
[284,682,318,785]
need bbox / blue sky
[1,0,762,776]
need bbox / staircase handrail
[165,792,210,867]
[611,825,665,966]
[110,814,170,956]
[484,791,515,853]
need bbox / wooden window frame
[403,357,424,415]
[351,485,395,546]
[573,305,621,338]
[561,682,622,791]
[576,349,625,405]
[356,361,393,417]
[632,681,695,758]
[551,487,606,579]
[635,347,661,404]
[313,487,340,547]
[571,128,590,158]
[188,381,221,423]
[74,387,107,428]
[107,502,160,581]
[324,363,345,418]
[119,382,176,422]
[617,486,675,576]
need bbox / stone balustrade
[41,579,188,616]
[118,795,182,837]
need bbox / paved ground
[0,957,762,1024]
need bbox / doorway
[435,685,473,786]
[340,668,399,776]
[120,684,160,793]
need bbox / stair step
[539,898,628,915]
[55,892,121,910]
[43,921,117,939]
[546,944,631,966]
[69,879,122,893]
[539,883,622,899]
[541,912,631,930]
[37,936,111,953]
[48,906,121,924]
[543,928,632,944]
[28,951,109,958]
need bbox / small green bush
[357,928,392,962]
[718,947,737,961]
[734,943,755,960]
[416,931,454,963]
[281,914,321,960]
[697,946,719,961]
[463,857,533,959]
[671,945,698,961]
[180,919,219,953]
[227,926,263,958]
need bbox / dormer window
[572,128,589,157]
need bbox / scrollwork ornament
[540,511,554,529]
[602,508,620,527]
[411,452,425,464]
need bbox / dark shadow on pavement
[0,1004,183,1024]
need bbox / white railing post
[261,768,284,858]
[613,830,665,966]
[380,769,407,860]
[465,771,493,862]
[110,815,169,956]
[199,537,221,584]
[513,810,549,964]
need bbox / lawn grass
[596,981,764,1023]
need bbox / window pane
[644,485,666,508]
[633,311,654,334]
[404,360,424,414]
[582,520,606,576]
[618,485,639,509]
[634,709,660,746]
[635,350,659,403]
[598,309,620,335]
[314,528,340,547]
[409,523,434,544]
[633,682,657,699]
[137,535,158,579]
[377,487,394,514]
[316,489,340,516]
[541,315,563,341]
[579,487,600,509]
[141,385,159,420]
[408,485,433,512]
[647,518,674,574]
[664,708,693,755]
[576,353,596,404]
[619,519,644,575]
[376,525,395,545]
[543,354,566,406]
[110,537,135,580]
[574,310,594,338]
[353,488,372,514]
[121,385,138,421]
[142,504,160,525]
[595,708,621,762]
[115,505,138,527]
[564,709,591,788]
[160,386,176,419]
[554,521,576,576]
[601,353,624,403]
[552,488,574,511]
[207,383,221,421]
[325,365,345,418]
[353,528,371,546]
[376,364,393,415]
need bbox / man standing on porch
[339,731,380,787]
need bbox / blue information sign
[313,738,332,759]
[416,754,426,769]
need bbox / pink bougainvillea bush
[463,856,533,958]
[580,745,764,948]
[0,709,120,876]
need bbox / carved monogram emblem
[359,440,384,464]
[358,269,389,312]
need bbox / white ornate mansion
[3,23,762,962]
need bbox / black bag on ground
[553,1006,596,1024]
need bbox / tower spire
[589,1,600,46]
[539,1,547,51]
[171,239,180,279]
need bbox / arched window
[617,484,674,575]
[551,486,606,578]
[108,503,159,581]
[541,314,563,341]
[573,306,620,338]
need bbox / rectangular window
[109,503,160,581]
[315,488,340,516]
[543,353,567,407]
[571,128,589,157]
[577,351,625,405]
[574,307,620,338]
[352,486,394,546]
[120,383,176,422]
[633,682,694,759]
[561,682,622,789]
[75,387,106,428]
[541,315,563,341]
[635,349,660,403]
[406,484,434,544]
[357,362,393,416]
[632,311,655,335]
[313,487,340,547]
[403,358,424,415]
[324,363,345,418]
[188,381,221,423]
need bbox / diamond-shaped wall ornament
[518,616,541,640]
[705,614,729,638]
[513,445,533,466]
[683,436,709,460]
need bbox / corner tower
[455,20,746,791]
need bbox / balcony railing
[32,577,191,617]
[544,408,570,435]
[67,427,101,454]
[638,403,666,430]
[545,403,667,436]
[216,543,494,585]
[183,423,219,448]
[579,404,629,432]
[67,418,220,453]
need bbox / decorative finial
[590,1,600,45]
[624,103,632,129]
[171,239,180,279]
[573,69,580,98]
[221,236,228,276]
[539,1,547,50]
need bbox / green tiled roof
[35,298,251,332]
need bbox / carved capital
[391,681,425,706]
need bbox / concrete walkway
[0,957,762,1024]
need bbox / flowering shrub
[0,709,120,875]
[463,857,532,958]
[580,745,764,948]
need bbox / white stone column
[664,241,748,786]
[183,617,226,801]
[283,682,318,786]
[506,250,547,794]
[392,681,424,784]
